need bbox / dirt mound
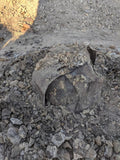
[0,44,120,159]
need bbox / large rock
[32,45,103,112]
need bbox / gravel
[0,44,119,159]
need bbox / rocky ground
[0,44,120,160]
[0,0,120,160]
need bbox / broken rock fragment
[32,45,103,112]
[51,131,72,147]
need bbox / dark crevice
[87,46,96,65]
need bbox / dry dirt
[0,0,120,56]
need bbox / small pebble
[104,145,113,158]
[10,80,18,86]
[10,118,23,125]
[111,154,120,160]
[0,133,4,144]
[113,140,120,154]
[0,144,4,160]
[46,145,58,158]
[85,148,97,160]
[51,131,71,147]
[18,81,24,88]
[28,137,35,147]
[95,136,102,146]
[18,125,27,139]
[7,127,21,145]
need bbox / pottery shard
[32,47,103,112]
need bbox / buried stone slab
[32,46,103,112]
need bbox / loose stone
[10,118,23,125]
[95,136,102,146]
[113,140,120,154]
[46,145,58,158]
[7,127,21,145]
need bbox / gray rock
[0,73,2,79]
[95,136,102,146]
[28,137,35,147]
[2,108,11,120]
[32,153,40,160]
[9,70,15,75]
[11,145,22,158]
[18,71,23,76]
[83,109,90,115]
[32,47,103,112]
[10,118,23,125]
[73,136,85,150]
[10,80,18,86]
[113,140,120,154]
[106,52,120,59]
[0,144,4,160]
[85,144,90,151]
[18,125,27,139]
[78,131,85,140]
[20,150,25,157]
[19,142,29,153]
[0,133,4,144]
[58,149,71,160]
[18,81,25,88]
[111,154,120,160]
[45,75,78,111]
[104,145,113,158]
[89,109,95,116]
[85,148,97,160]
[117,48,120,53]
[46,145,58,158]
[73,136,87,159]
[63,142,72,149]
[73,152,83,160]
[51,131,72,147]
[104,141,113,158]
[7,127,21,145]
[38,150,45,159]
